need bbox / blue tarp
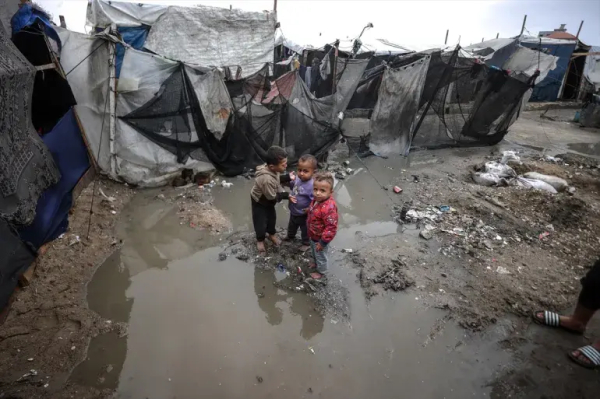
[521,41,577,101]
[10,3,61,51]
[96,26,149,77]
[19,109,90,249]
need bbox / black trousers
[287,214,309,245]
[252,198,277,242]
[579,258,600,310]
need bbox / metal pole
[445,29,449,45]
[520,15,527,36]
[273,0,277,13]
[576,20,584,40]
[496,32,499,39]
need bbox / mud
[2,115,600,398]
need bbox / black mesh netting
[411,46,536,149]
[122,59,366,176]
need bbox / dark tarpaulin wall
[0,19,60,226]
[12,24,77,134]
[412,47,533,150]
[0,218,36,311]
[369,56,431,155]
[18,109,91,249]
[121,58,367,176]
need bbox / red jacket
[307,196,338,245]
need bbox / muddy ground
[1,112,600,398]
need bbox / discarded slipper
[568,345,600,369]
[532,310,584,335]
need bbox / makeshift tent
[0,17,60,225]
[0,218,36,312]
[582,46,600,94]
[12,21,76,134]
[10,2,61,51]
[520,36,577,101]
[87,0,276,78]
[412,48,536,150]
[18,109,91,249]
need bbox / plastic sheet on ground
[369,56,430,155]
[144,5,275,77]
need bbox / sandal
[310,272,324,279]
[532,310,584,335]
[568,345,600,369]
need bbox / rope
[65,41,107,77]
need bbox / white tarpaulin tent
[57,28,215,187]
[87,0,275,77]
[584,46,600,92]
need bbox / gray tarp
[0,20,60,225]
[369,56,430,156]
[144,5,275,77]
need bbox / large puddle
[72,154,511,398]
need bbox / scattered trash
[218,252,227,261]
[342,160,350,167]
[393,186,403,194]
[295,285,304,291]
[567,186,577,195]
[522,172,569,192]
[330,319,339,324]
[341,248,353,253]
[419,224,436,240]
[256,376,263,383]
[308,347,315,354]
[484,161,516,178]
[156,193,166,200]
[71,346,76,350]
[221,181,233,188]
[495,266,510,275]
[346,168,354,175]
[27,358,33,362]
[98,188,116,202]
[111,210,117,215]
[277,263,285,272]
[439,205,450,212]
[472,172,505,187]
[544,155,562,163]
[69,235,81,246]
[412,175,420,183]
[539,232,551,240]
[335,171,345,180]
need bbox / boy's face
[297,160,315,182]
[313,180,333,202]
[269,158,288,173]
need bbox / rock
[218,252,227,261]
[256,376,263,383]
[236,254,249,261]
[420,225,436,240]
[342,160,350,166]
[567,186,577,195]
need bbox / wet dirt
[3,132,600,398]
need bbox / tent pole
[496,33,499,39]
[332,41,339,94]
[575,20,584,40]
[445,29,449,45]
[108,24,117,176]
[519,15,527,36]
[273,0,277,13]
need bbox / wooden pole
[520,15,527,36]
[575,20,584,40]
[273,0,277,13]
[445,29,449,45]
[496,32,499,39]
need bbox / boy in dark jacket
[250,146,294,253]
[306,172,338,279]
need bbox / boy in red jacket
[307,172,338,279]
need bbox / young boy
[307,172,338,279]
[251,146,294,253]
[285,154,317,252]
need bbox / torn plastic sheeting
[583,46,600,92]
[115,48,213,186]
[87,0,168,27]
[472,172,505,187]
[503,46,557,84]
[56,27,113,177]
[329,58,369,126]
[369,56,430,156]
[484,162,516,178]
[144,5,275,78]
[185,66,233,141]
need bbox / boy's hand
[289,171,296,181]
[303,208,308,214]
[289,196,297,203]
[316,243,324,252]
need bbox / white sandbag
[501,151,521,165]
[472,172,503,186]
[484,162,516,178]
[516,177,558,194]
[523,172,569,192]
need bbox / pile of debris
[323,160,355,180]
[471,151,573,194]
